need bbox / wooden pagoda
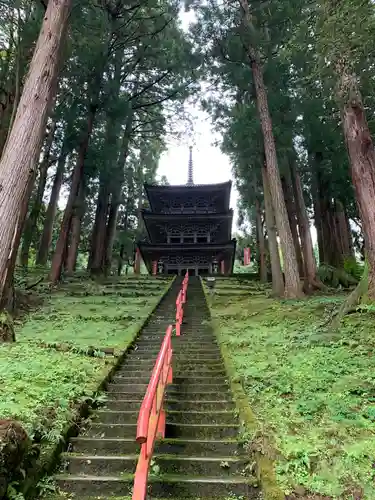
[136,147,236,276]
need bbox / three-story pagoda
[137,147,236,275]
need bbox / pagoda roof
[144,180,232,213]
[144,180,232,192]
[138,239,236,273]
[142,210,233,244]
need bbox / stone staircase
[54,276,258,499]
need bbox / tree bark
[281,171,304,277]
[239,0,302,298]
[66,180,84,274]
[339,72,375,299]
[104,109,133,273]
[36,143,69,266]
[262,164,283,295]
[89,175,111,274]
[20,119,57,267]
[0,0,72,301]
[50,103,97,283]
[255,197,267,282]
[290,162,325,292]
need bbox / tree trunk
[339,73,375,299]
[50,104,97,283]
[239,0,302,297]
[311,153,324,265]
[20,119,57,267]
[262,164,283,295]
[290,162,325,292]
[90,177,110,274]
[36,144,69,266]
[0,0,72,302]
[0,177,35,315]
[66,180,84,274]
[281,171,304,277]
[103,109,133,273]
[335,200,353,259]
[255,198,267,282]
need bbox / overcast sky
[156,9,240,229]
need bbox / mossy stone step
[70,437,242,456]
[103,399,234,412]
[93,409,237,425]
[108,383,229,394]
[61,453,249,477]
[55,473,258,498]
[86,422,239,439]
[112,373,227,384]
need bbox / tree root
[0,311,15,342]
[331,261,369,328]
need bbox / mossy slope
[206,278,375,499]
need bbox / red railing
[132,272,189,500]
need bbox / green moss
[207,278,375,498]
[0,277,172,446]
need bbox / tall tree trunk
[311,153,324,265]
[255,198,267,282]
[290,162,324,292]
[0,0,72,302]
[50,103,97,283]
[281,172,304,277]
[335,200,353,259]
[239,0,302,298]
[20,119,56,267]
[36,143,69,265]
[90,176,110,274]
[339,74,375,298]
[0,177,35,314]
[262,164,283,295]
[66,180,85,274]
[104,109,133,273]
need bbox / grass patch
[1,276,171,444]
[207,278,375,499]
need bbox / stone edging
[200,277,285,500]
[21,276,176,499]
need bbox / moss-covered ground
[205,277,375,499]
[0,274,171,445]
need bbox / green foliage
[210,278,375,497]
[0,275,169,444]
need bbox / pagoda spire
[187,145,194,186]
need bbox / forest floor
[0,272,170,451]
[206,278,375,500]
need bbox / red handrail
[132,272,189,499]
[132,325,173,500]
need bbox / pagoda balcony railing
[160,208,217,214]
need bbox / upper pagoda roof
[144,180,232,214]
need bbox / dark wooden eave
[144,181,232,213]
[138,239,236,273]
[141,210,234,244]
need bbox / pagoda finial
[187,145,194,186]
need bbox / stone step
[55,473,257,498]
[103,398,235,412]
[70,436,242,456]
[116,366,226,376]
[86,422,240,439]
[111,374,228,384]
[61,453,248,477]
[107,382,229,394]
[93,410,236,425]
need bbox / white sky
[157,108,239,220]
[157,9,240,229]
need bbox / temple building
[137,147,236,276]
